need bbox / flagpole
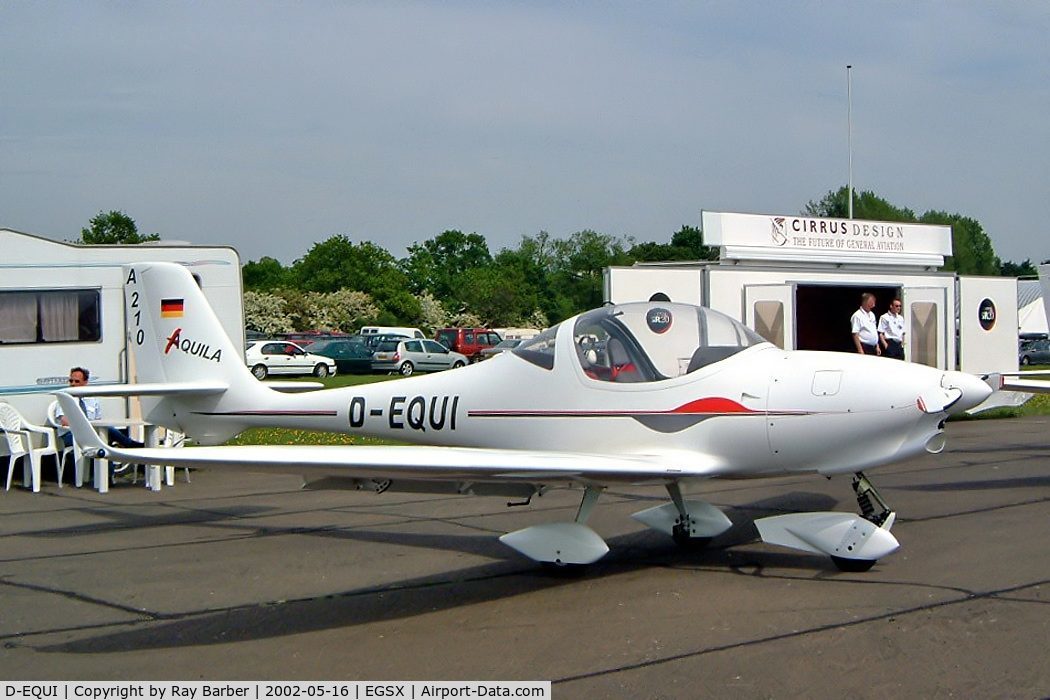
[847,64,853,219]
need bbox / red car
[434,328,503,363]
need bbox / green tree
[546,230,633,320]
[628,225,719,262]
[79,210,160,244]
[805,186,1001,276]
[670,225,720,261]
[292,235,421,323]
[401,230,493,307]
[804,187,916,221]
[460,264,538,326]
[1000,258,1038,277]
[242,257,290,291]
[922,212,1000,275]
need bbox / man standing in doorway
[851,292,881,356]
[879,299,906,360]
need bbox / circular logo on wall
[647,308,673,334]
[978,298,996,331]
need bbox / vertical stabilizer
[123,263,269,442]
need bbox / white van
[359,326,424,339]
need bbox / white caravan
[0,227,242,425]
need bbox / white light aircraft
[57,262,994,571]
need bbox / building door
[902,286,947,369]
[744,284,795,350]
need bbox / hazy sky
[2,2,1047,266]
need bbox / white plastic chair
[164,429,191,484]
[1,402,66,492]
[129,428,190,486]
[47,400,89,487]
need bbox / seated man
[56,367,143,449]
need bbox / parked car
[361,332,411,350]
[245,340,337,379]
[479,338,523,360]
[434,328,503,363]
[279,331,352,347]
[308,339,376,374]
[360,325,425,339]
[1019,338,1050,366]
[372,339,468,376]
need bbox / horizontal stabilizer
[499,523,609,565]
[262,381,325,393]
[755,512,899,561]
[64,381,227,397]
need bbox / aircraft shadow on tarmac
[37,492,842,654]
[22,506,275,537]
[894,475,1050,491]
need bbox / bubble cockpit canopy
[512,302,768,381]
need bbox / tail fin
[125,263,249,387]
[123,262,270,442]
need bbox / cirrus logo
[770,217,788,246]
[647,308,673,334]
[978,299,996,331]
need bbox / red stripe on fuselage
[671,397,756,414]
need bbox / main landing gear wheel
[672,524,711,551]
[314,363,330,378]
[252,364,268,380]
[831,556,877,573]
[399,361,414,376]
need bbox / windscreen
[572,303,767,382]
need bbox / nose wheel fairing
[755,471,899,570]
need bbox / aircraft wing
[66,380,322,395]
[989,371,1050,395]
[55,393,719,485]
[1001,377,1050,394]
[65,381,228,397]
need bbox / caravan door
[902,286,947,369]
[744,284,795,350]
[958,276,1018,374]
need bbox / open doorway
[795,284,901,352]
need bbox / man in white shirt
[879,299,906,360]
[851,292,880,356]
[55,367,101,447]
[55,367,141,448]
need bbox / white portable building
[605,211,1018,381]
[0,227,243,424]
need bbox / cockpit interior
[513,303,768,381]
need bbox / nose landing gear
[852,472,896,529]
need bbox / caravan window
[0,289,101,345]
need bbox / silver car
[372,339,468,376]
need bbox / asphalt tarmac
[2,416,1048,698]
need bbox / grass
[224,372,403,446]
[224,365,1050,445]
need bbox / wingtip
[53,392,106,454]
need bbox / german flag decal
[161,298,185,318]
